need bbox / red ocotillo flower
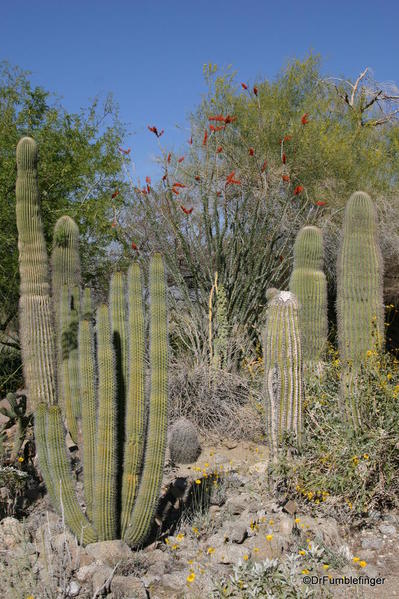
[141,188,148,195]
[249,148,254,156]
[146,184,151,193]
[131,241,139,251]
[202,130,208,145]
[172,188,179,195]
[253,86,258,96]
[284,135,292,142]
[119,147,131,155]
[224,115,237,124]
[178,156,185,163]
[188,136,192,145]
[173,182,186,188]
[194,175,201,182]
[111,189,119,199]
[294,185,304,195]
[148,125,164,137]
[301,113,309,125]
[282,175,290,182]
[261,160,267,172]
[162,174,167,182]
[226,170,236,183]
[216,146,223,153]
[241,82,248,90]
[167,152,172,163]
[216,191,222,197]
[208,114,225,122]
[209,124,225,132]
[180,205,193,214]
[316,200,326,206]
[282,152,287,164]
[145,176,151,184]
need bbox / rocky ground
[1,439,399,598]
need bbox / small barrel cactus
[168,417,202,464]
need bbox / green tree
[0,61,130,394]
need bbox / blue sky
[2,0,399,183]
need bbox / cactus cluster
[168,417,202,465]
[15,137,169,547]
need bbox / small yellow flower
[165,537,170,545]
[186,572,196,583]
[366,350,373,358]
[171,544,178,550]
[210,451,214,456]
[266,534,273,541]
[359,560,367,568]
[299,550,306,555]
[176,533,185,541]
[302,569,310,575]
[253,547,259,553]
[269,519,274,525]
[387,373,393,380]
[18,456,24,463]
[188,559,193,564]
[195,479,201,485]
[207,546,215,554]
[363,453,369,460]
[204,462,209,468]
[243,554,249,561]
[352,556,360,562]
[323,564,329,570]
[295,518,301,523]
[192,527,199,534]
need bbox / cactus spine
[289,226,328,374]
[336,191,384,427]
[16,137,169,548]
[263,289,303,461]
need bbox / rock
[209,505,221,516]
[249,461,268,475]
[361,536,383,550]
[282,500,298,516]
[160,571,188,591]
[66,581,80,597]
[142,572,162,588]
[0,517,25,548]
[225,494,258,515]
[379,523,396,535]
[144,548,170,567]
[225,472,246,488]
[92,565,114,593]
[223,440,238,449]
[278,515,293,536]
[223,522,248,544]
[75,563,100,583]
[85,539,132,566]
[213,544,251,564]
[111,575,147,598]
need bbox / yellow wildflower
[352,557,360,562]
[207,546,215,554]
[359,560,367,568]
[17,456,24,463]
[323,564,329,570]
[176,533,185,541]
[186,572,196,583]
[299,550,306,555]
[195,479,201,485]
[302,569,310,575]
[243,554,249,561]
[266,534,273,541]
[363,453,369,460]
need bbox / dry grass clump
[168,356,265,444]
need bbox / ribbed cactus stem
[289,226,328,373]
[51,215,81,405]
[34,403,60,512]
[124,253,168,547]
[60,285,79,443]
[93,304,118,540]
[121,263,146,537]
[79,305,96,520]
[16,137,57,410]
[46,405,97,545]
[263,290,303,461]
[336,191,384,427]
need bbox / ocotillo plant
[289,226,327,375]
[16,136,169,547]
[263,289,303,461]
[336,191,384,427]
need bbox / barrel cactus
[168,417,202,465]
[336,191,384,427]
[16,137,169,547]
[263,289,303,461]
[289,226,328,375]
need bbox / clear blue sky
[2,0,399,184]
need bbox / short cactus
[336,191,384,427]
[289,226,328,374]
[263,289,303,460]
[168,417,202,464]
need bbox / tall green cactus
[16,137,57,412]
[263,289,303,461]
[16,136,169,548]
[289,226,328,375]
[336,191,384,427]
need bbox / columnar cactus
[16,137,57,412]
[16,137,169,548]
[336,191,384,427]
[289,226,328,374]
[263,289,303,461]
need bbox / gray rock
[75,563,100,583]
[142,572,162,587]
[144,548,170,566]
[282,500,298,515]
[66,581,80,597]
[161,571,188,590]
[361,536,383,550]
[223,522,248,544]
[111,575,147,598]
[213,544,251,564]
[379,523,396,535]
[225,494,256,515]
[278,515,293,536]
[85,539,132,566]
[92,565,114,594]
